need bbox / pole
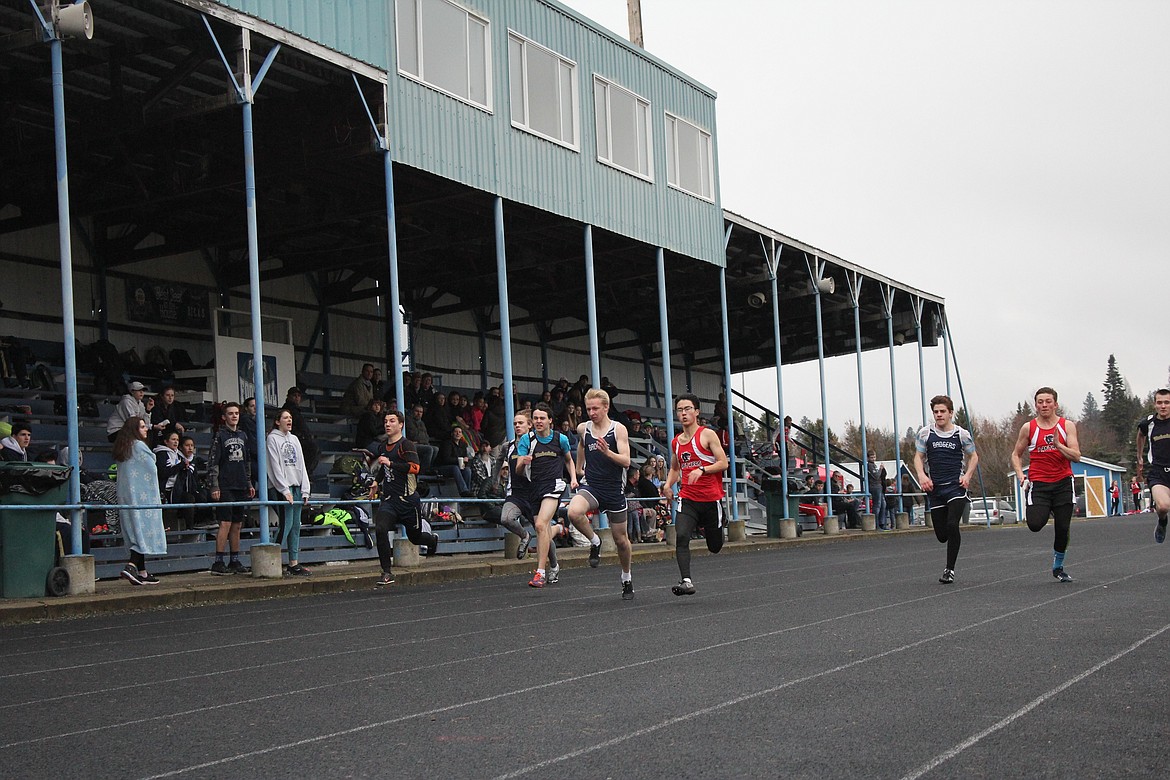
[584,225,601,389]
[495,199,516,428]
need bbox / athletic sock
[1053,551,1066,570]
[621,571,632,583]
[589,533,601,547]
[229,552,239,563]
[536,568,545,577]
[215,552,225,564]
[1159,515,1168,527]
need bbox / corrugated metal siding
[214,0,391,70]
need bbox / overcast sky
[563,0,1170,434]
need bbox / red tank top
[672,426,724,502]
[1027,417,1073,482]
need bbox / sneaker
[425,534,440,557]
[528,571,546,588]
[138,571,161,585]
[209,560,229,576]
[376,572,395,587]
[589,541,601,568]
[227,560,248,575]
[1053,567,1073,583]
[547,565,560,584]
[939,569,955,584]
[288,564,311,577]
[621,580,635,600]
[1156,522,1166,544]
[671,578,696,596]
[516,531,530,560]
[120,563,143,586]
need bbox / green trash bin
[0,463,71,598]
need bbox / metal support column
[719,265,738,519]
[847,271,870,499]
[495,199,516,427]
[913,297,927,426]
[881,284,903,515]
[939,304,952,397]
[763,237,789,518]
[805,254,833,505]
[656,248,675,449]
[584,225,601,388]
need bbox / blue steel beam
[720,225,737,520]
[913,297,927,426]
[656,248,675,450]
[806,253,832,506]
[584,225,601,389]
[847,271,870,500]
[882,284,904,515]
[495,199,516,428]
[763,236,789,519]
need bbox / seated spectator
[558,418,578,450]
[435,426,474,497]
[464,392,485,433]
[107,381,148,442]
[340,364,375,417]
[626,461,665,542]
[150,386,187,445]
[405,403,438,469]
[154,430,188,529]
[549,387,566,418]
[401,370,419,409]
[371,368,385,400]
[628,418,650,442]
[0,421,32,461]
[423,391,452,438]
[469,441,495,498]
[355,398,389,448]
[481,395,506,450]
[416,372,436,408]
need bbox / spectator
[340,364,375,417]
[423,391,452,438]
[885,478,899,518]
[207,401,255,575]
[170,434,202,530]
[558,418,578,449]
[416,372,436,409]
[469,440,496,498]
[267,409,312,577]
[867,451,889,530]
[355,398,389,449]
[1131,477,1142,513]
[653,455,667,487]
[106,381,148,442]
[402,370,421,410]
[465,393,486,432]
[627,461,664,542]
[241,395,259,475]
[405,403,437,469]
[1110,481,1121,516]
[0,421,31,461]
[154,430,184,526]
[150,386,186,445]
[567,374,590,408]
[281,386,319,475]
[436,426,474,497]
[550,387,566,418]
[481,395,507,449]
[370,368,385,400]
[600,376,621,403]
[112,416,166,585]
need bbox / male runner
[497,412,561,579]
[517,403,577,588]
[1136,388,1170,542]
[366,410,440,586]
[567,388,634,600]
[661,393,729,596]
[1011,386,1081,582]
[914,395,979,584]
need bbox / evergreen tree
[955,407,971,430]
[1101,354,1141,445]
[1081,392,1101,422]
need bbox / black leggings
[675,499,724,581]
[374,501,434,573]
[129,550,146,570]
[1027,504,1073,553]
[930,500,964,570]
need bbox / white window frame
[664,111,715,202]
[507,31,579,151]
[593,75,653,182]
[395,0,493,112]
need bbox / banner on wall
[125,277,209,328]
[213,310,294,410]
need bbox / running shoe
[589,541,601,568]
[516,531,531,559]
[376,572,395,587]
[288,564,311,577]
[209,560,230,576]
[671,578,696,596]
[425,534,440,557]
[1052,567,1073,583]
[226,560,248,575]
[621,580,635,600]
[939,569,955,585]
[1156,522,1166,544]
[120,564,143,586]
[547,565,560,584]
[528,571,546,588]
[138,571,161,585]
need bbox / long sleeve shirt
[266,429,311,497]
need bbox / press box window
[593,76,652,181]
[508,32,578,149]
[665,112,714,201]
[396,0,491,110]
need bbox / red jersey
[672,426,724,502]
[1027,417,1073,482]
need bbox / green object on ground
[0,463,70,598]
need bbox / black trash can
[0,463,71,598]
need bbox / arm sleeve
[388,439,421,474]
[266,433,291,495]
[960,427,976,454]
[914,427,929,453]
[516,435,531,456]
[206,433,221,492]
[296,436,312,492]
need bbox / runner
[1011,386,1081,582]
[567,388,634,600]
[517,403,577,588]
[1136,388,1170,543]
[366,410,440,587]
[913,395,979,584]
[497,412,561,580]
[660,393,729,596]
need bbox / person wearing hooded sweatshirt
[0,422,31,461]
[267,408,312,576]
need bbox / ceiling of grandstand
[0,0,941,373]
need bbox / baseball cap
[127,381,147,391]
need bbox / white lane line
[132,561,1169,780]
[898,621,1170,780]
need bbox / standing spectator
[481,395,507,449]
[600,376,621,403]
[106,381,148,442]
[112,417,166,585]
[370,368,385,400]
[416,372,436,409]
[340,364,375,417]
[1131,476,1142,513]
[150,386,186,445]
[867,451,889,530]
[1110,481,1121,516]
[242,395,259,475]
[436,426,474,496]
[423,391,452,437]
[171,434,201,530]
[0,422,31,461]
[550,387,566,419]
[405,403,437,469]
[154,430,184,526]
[267,409,312,576]
[282,386,319,476]
[465,392,486,433]
[402,371,421,410]
[207,401,255,575]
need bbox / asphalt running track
[2,514,1168,779]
